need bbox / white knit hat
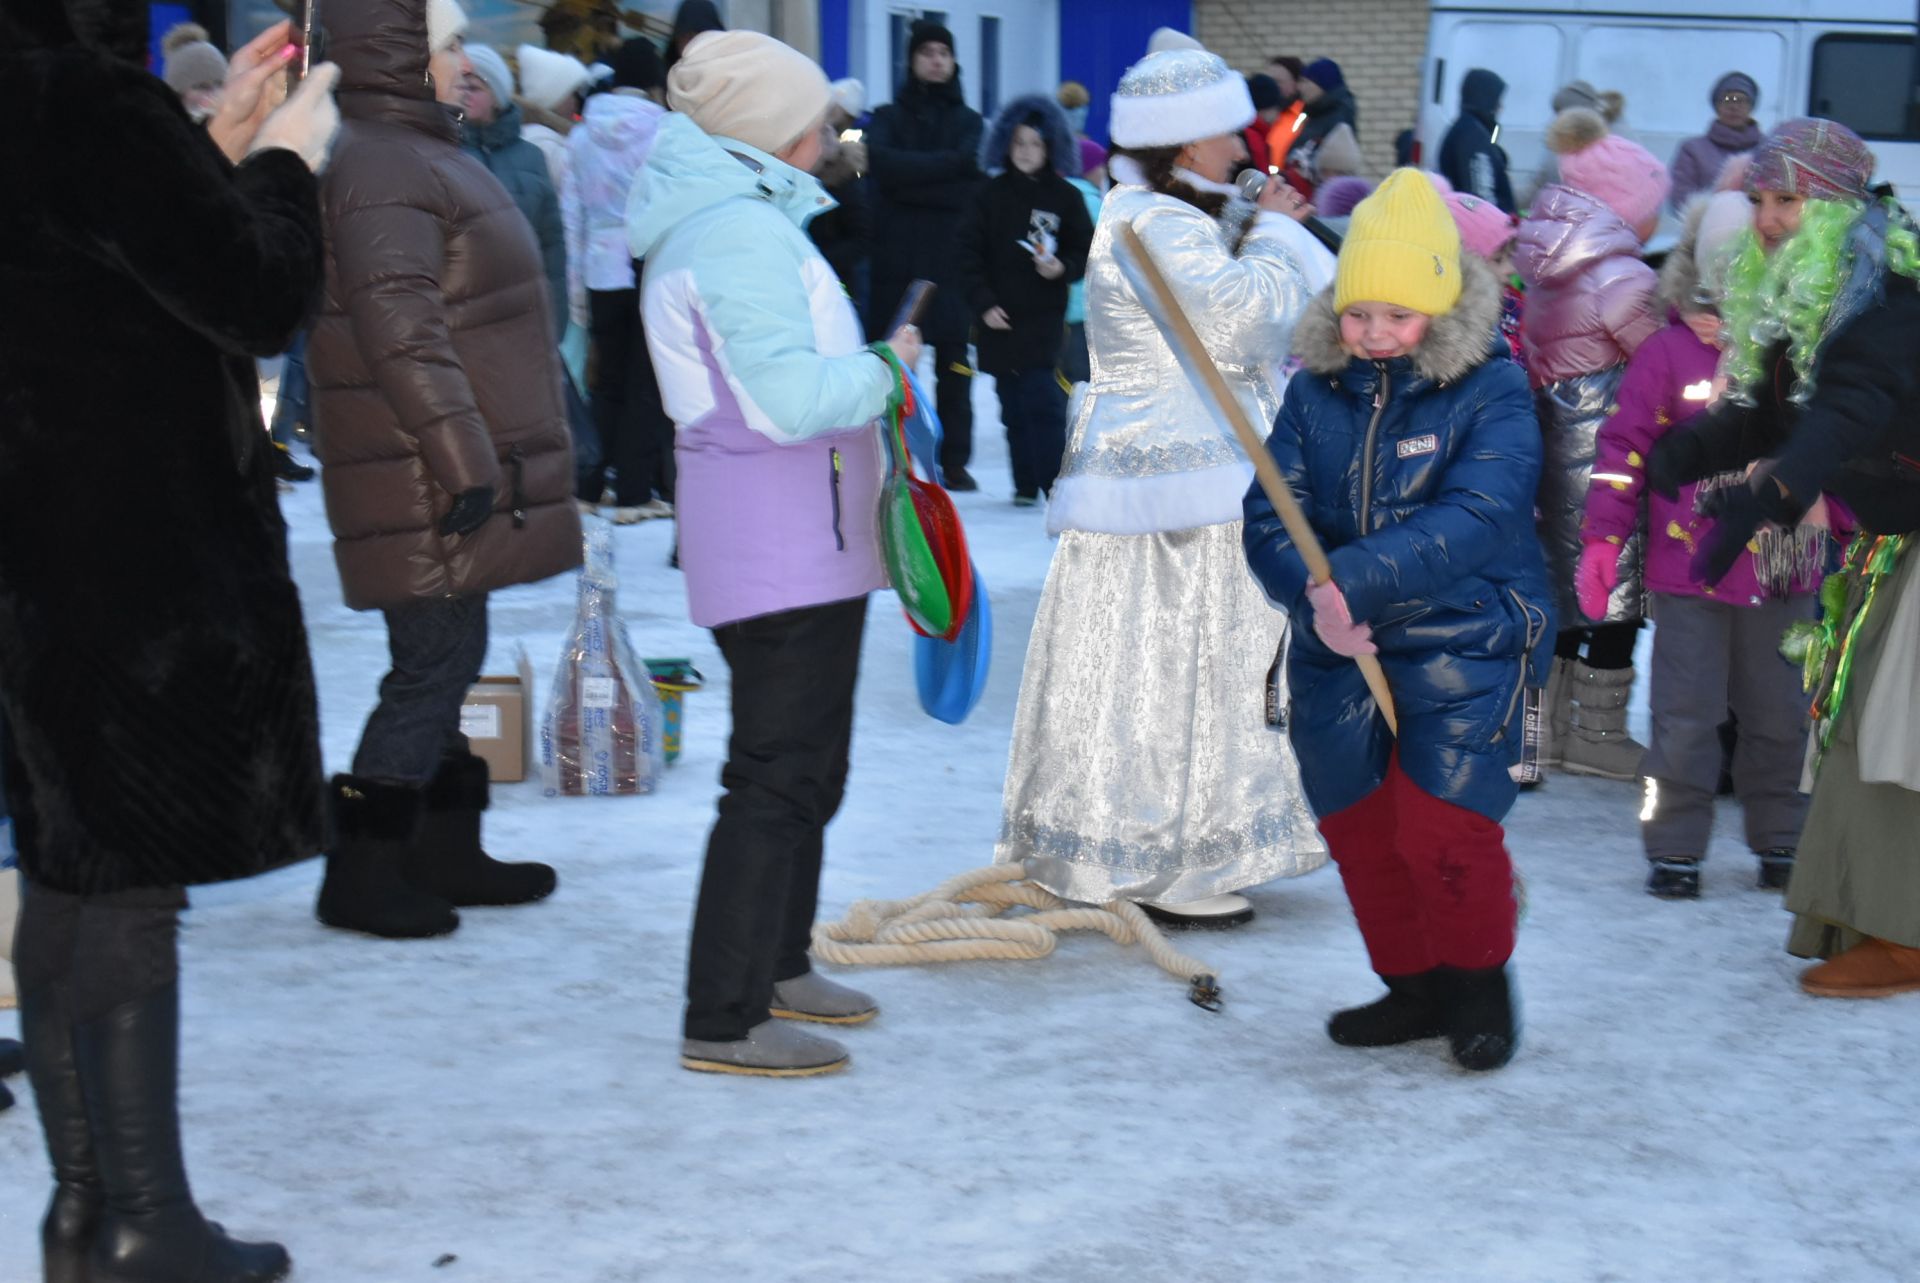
[517,45,593,112]
[668,31,830,156]
[426,0,467,55]
[829,77,866,119]
[1109,49,1253,150]
[464,44,514,110]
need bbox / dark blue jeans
[998,366,1068,500]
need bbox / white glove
[248,63,342,174]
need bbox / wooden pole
[1117,222,1398,736]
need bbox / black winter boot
[1439,965,1519,1072]
[1326,972,1446,1047]
[1646,857,1702,900]
[0,1036,16,1112]
[404,752,556,908]
[1757,848,1795,891]
[316,775,458,939]
[74,983,290,1283]
[20,976,104,1283]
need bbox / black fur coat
[0,4,327,892]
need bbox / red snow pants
[1316,753,1518,976]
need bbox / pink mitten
[1306,579,1377,657]
[1576,539,1620,621]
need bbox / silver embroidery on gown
[996,523,1328,903]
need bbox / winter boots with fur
[1326,965,1520,1071]
[1799,937,1920,999]
[316,753,558,940]
[1559,661,1647,781]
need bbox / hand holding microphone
[1241,169,1313,222]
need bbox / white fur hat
[1695,189,1754,299]
[830,78,866,119]
[1146,27,1203,55]
[426,0,467,55]
[517,45,593,112]
[1109,49,1253,150]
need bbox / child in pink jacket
[1578,191,1841,899]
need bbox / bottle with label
[541,521,667,796]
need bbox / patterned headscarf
[1746,118,1874,203]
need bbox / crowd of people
[3,2,1920,1277]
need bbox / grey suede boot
[770,972,878,1026]
[1561,662,1647,781]
[681,1020,851,1078]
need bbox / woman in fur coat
[0,2,338,1277]
[993,49,1332,927]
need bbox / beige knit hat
[668,30,830,156]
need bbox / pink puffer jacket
[1514,185,1661,390]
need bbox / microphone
[1236,168,1344,255]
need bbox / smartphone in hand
[289,0,320,87]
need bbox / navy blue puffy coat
[1244,258,1555,823]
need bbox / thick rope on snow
[812,863,1224,1010]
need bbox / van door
[1806,27,1920,203]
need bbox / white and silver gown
[994,169,1333,904]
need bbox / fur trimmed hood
[1657,196,1713,312]
[1292,252,1506,383]
[980,92,1079,177]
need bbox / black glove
[438,485,495,537]
[1689,475,1802,587]
[1646,429,1711,501]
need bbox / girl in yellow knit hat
[1243,168,1556,1072]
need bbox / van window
[1437,21,1564,130]
[1574,27,1787,135]
[1810,34,1918,142]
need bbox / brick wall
[1196,0,1431,179]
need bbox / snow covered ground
[3,391,1918,1282]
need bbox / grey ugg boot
[770,971,878,1025]
[1540,656,1574,770]
[681,1020,851,1078]
[1561,662,1647,781]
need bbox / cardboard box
[460,649,537,783]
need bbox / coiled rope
[812,862,1224,1010]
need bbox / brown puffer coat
[309,0,580,611]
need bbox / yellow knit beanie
[1334,168,1463,315]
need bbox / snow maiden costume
[1245,171,1555,1070]
[1646,120,1920,998]
[995,49,1332,925]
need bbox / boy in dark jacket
[955,94,1093,503]
[1439,68,1515,214]
[1244,170,1554,1072]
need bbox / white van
[1413,0,1920,213]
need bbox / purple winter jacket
[1515,186,1662,390]
[1584,317,1841,604]
[1667,121,1762,214]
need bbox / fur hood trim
[980,93,1079,177]
[1658,196,1713,313]
[1292,253,1506,383]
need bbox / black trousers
[353,594,489,785]
[684,596,867,1042]
[1555,620,1641,670]
[997,366,1068,500]
[13,880,186,1026]
[932,342,975,478]
[582,286,674,506]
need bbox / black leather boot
[74,983,290,1283]
[20,977,104,1283]
[404,752,556,908]
[1326,971,1446,1047]
[316,775,458,939]
[1439,965,1520,1072]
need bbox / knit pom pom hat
[161,23,227,94]
[1336,168,1463,315]
[1548,108,1670,233]
[518,45,593,112]
[668,30,830,156]
[1109,48,1253,149]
